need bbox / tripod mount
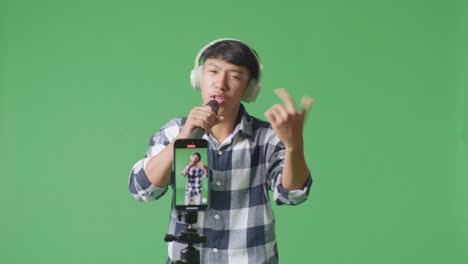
[164,211,207,264]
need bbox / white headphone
[190,38,263,102]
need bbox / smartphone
[173,138,210,211]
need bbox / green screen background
[174,147,209,207]
[1,0,467,263]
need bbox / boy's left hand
[264,88,314,151]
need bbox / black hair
[201,40,260,81]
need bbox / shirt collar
[235,104,254,138]
[205,104,254,145]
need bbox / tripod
[164,211,207,264]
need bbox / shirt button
[213,248,218,253]
[214,214,219,219]
[217,150,222,155]
[216,181,221,186]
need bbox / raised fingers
[300,96,314,117]
[265,104,289,125]
[274,88,297,113]
[274,88,314,118]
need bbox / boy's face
[200,58,250,113]
[190,154,200,164]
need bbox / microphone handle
[191,127,206,139]
[190,100,220,139]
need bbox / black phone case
[173,138,210,211]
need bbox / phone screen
[173,139,210,211]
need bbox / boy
[180,152,208,205]
[128,38,314,263]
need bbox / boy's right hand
[179,105,224,138]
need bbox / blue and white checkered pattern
[128,105,312,264]
[184,166,206,195]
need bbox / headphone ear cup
[190,66,203,90]
[242,79,261,102]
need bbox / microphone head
[205,100,220,114]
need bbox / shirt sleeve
[128,159,168,202]
[274,172,312,205]
[266,133,313,206]
[128,118,183,202]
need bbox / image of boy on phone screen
[180,152,208,205]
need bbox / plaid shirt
[184,166,206,195]
[128,105,312,264]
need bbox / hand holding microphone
[190,100,221,138]
[180,100,223,139]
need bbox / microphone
[191,100,220,139]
